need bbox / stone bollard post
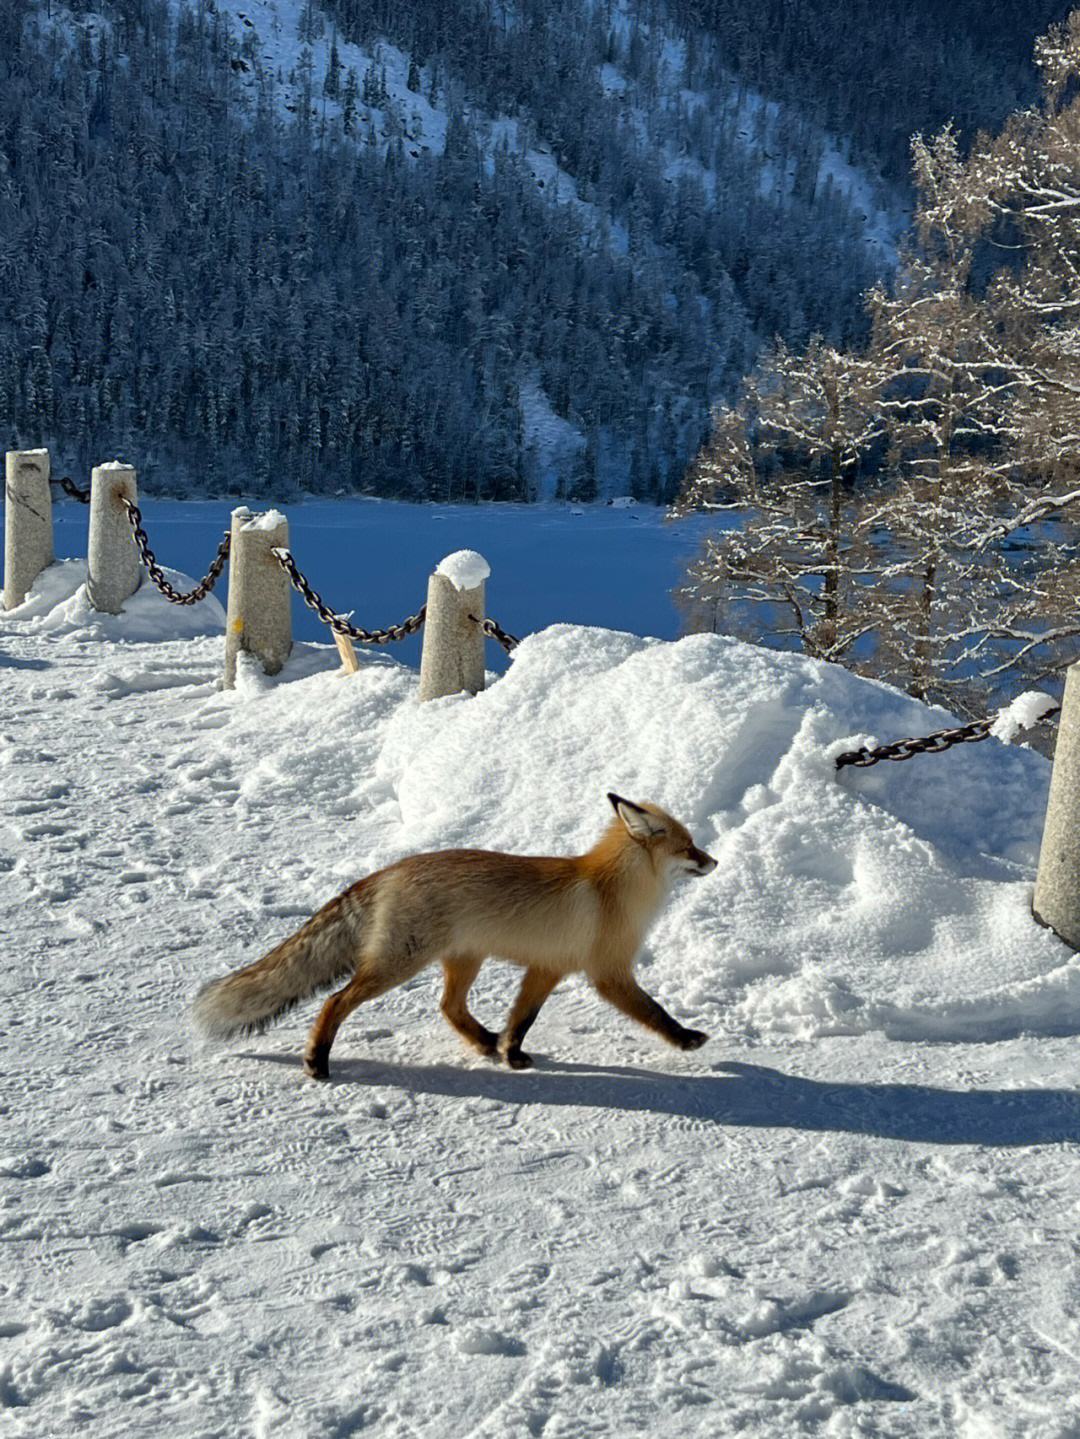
[3,449,53,610]
[1033,661,1080,950]
[418,550,490,702]
[223,507,292,689]
[87,462,140,613]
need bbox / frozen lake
[50,497,717,664]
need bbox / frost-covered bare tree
[955,18,1080,512]
[676,62,1080,711]
[942,17,1080,677]
[675,339,883,662]
[858,132,1031,703]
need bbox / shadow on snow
[246,1052,1080,1147]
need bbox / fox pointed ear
[608,792,665,841]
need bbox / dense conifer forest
[0,0,1069,499]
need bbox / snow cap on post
[419,550,489,701]
[435,549,491,592]
[3,449,54,611]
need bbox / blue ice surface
[51,498,720,669]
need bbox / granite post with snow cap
[87,462,140,614]
[418,549,490,702]
[1033,662,1080,950]
[223,507,292,689]
[3,449,53,610]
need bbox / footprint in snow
[0,1157,51,1179]
[67,1295,134,1332]
[115,1221,163,1247]
[455,1325,527,1357]
[735,1288,851,1340]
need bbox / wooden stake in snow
[1033,661,1080,951]
[418,550,490,702]
[2,449,53,610]
[87,462,140,613]
[334,631,360,675]
[223,508,292,689]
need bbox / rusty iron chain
[471,613,520,654]
[120,497,231,606]
[271,547,521,653]
[54,475,91,503]
[271,546,426,644]
[835,707,1061,769]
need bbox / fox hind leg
[499,967,561,1070]
[440,957,498,1058]
[303,961,402,1080]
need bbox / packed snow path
[3,571,1080,1435]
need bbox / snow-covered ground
[3,525,1080,1435]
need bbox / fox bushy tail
[192,891,361,1040]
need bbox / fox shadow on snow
[248,1052,1080,1148]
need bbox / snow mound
[1,559,224,640]
[374,626,1066,1042]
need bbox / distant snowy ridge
[194,0,899,254]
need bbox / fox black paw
[677,1029,708,1051]
[504,1049,534,1070]
[303,1046,331,1080]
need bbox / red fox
[193,793,717,1080]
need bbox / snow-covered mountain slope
[14,1,1060,503]
[150,0,897,495]
[3,554,1079,1434]
[201,0,899,252]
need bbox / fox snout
[684,845,717,878]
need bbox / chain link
[121,497,231,605]
[835,707,1061,769]
[54,475,91,503]
[471,614,520,654]
[271,546,426,644]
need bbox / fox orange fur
[193,793,717,1079]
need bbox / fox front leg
[499,967,561,1070]
[440,956,499,1058]
[593,976,708,1051]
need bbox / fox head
[606,793,717,879]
